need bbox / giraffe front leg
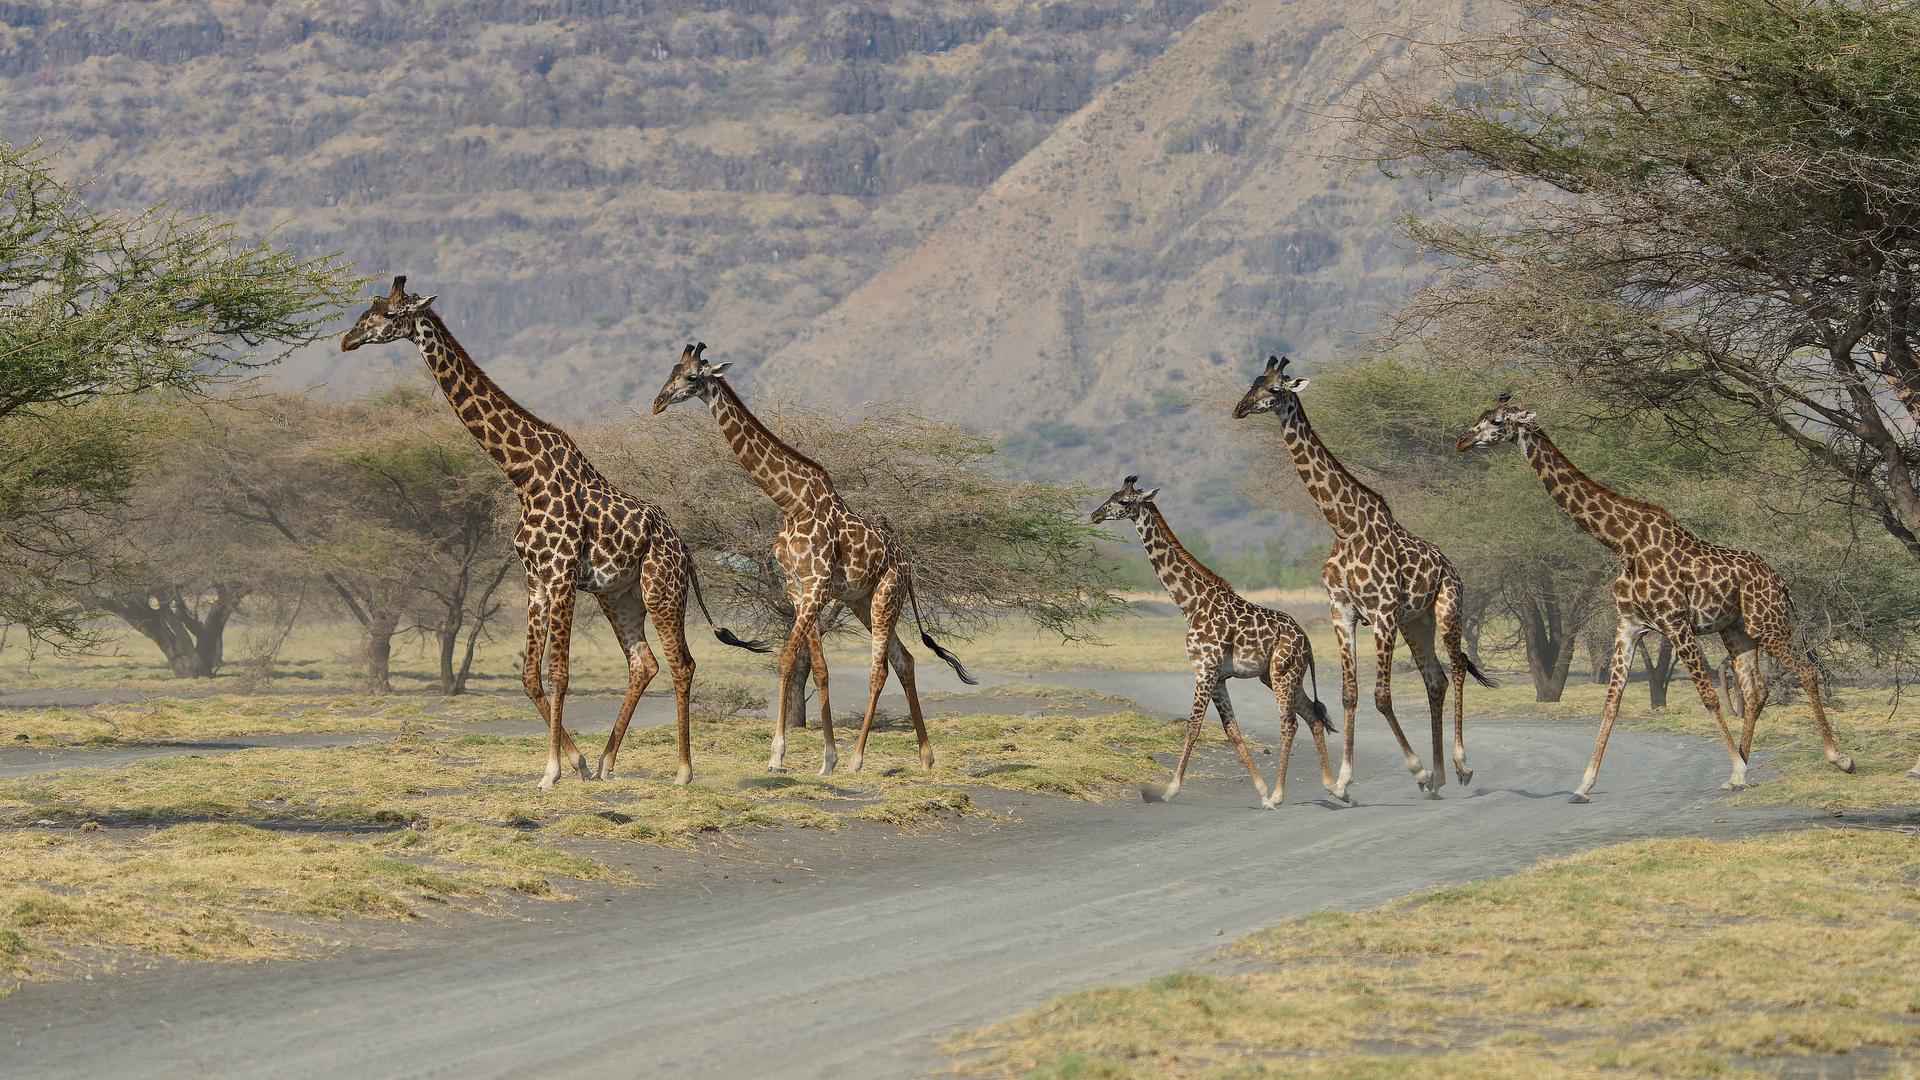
[1571,617,1646,803]
[808,621,836,776]
[540,587,591,788]
[1151,673,1215,804]
[1330,604,1361,802]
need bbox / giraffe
[1090,477,1338,807]
[341,278,768,790]
[1233,356,1497,802]
[1455,395,1854,801]
[651,343,976,776]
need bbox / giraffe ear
[1284,377,1309,392]
[1137,487,1160,502]
[708,361,733,376]
[1517,410,1537,423]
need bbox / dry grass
[0,695,1183,974]
[0,692,531,744]
[945,828,1920,1080]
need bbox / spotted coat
[653,344,972,776]
[1090,478,1335,809]
[1234,357,1489,802]
[341,277,742,790]
[1456,398,1854,800]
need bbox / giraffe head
[651,342,732,414]
[340,276,440,352]
[1230,355,1310,419]
[1454,393,1538,452]
[1089,475,1161,524]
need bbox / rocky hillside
[0,0,1465,546]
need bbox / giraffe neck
[1276,398,1390,539]
[414,311,574,490]
[707,380,828,512]
[1132,504,1232,622]
[1516,424,1667,557]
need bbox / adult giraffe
[651,342,976,775]
[1455,395,1853,801]
[1234,356,1496,802]
[341,278,767,789]
[1090,477,1336,807]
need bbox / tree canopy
[0,137,362,650]
[1354,0,1920,567]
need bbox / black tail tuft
[715,627,773,654]
[922,632,978,685]
[1462,656,1500,689]
[1310,698,1337,734]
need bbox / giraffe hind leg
[594,593,664,782]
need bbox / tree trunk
[1639,635,1676,709]
[444,559,513,696]
[1515,592,1578,702]
[364,612,399,694]
[98,583,248,678]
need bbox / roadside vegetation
[946,828,1920,1080]
[0,688,1183,976]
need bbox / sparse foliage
[0,136,361,650]
[1355,0,1920,568]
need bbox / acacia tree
[0,137,360,649]
[1355,0,1920,566]
[212,387,516,694]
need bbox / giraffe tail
[1461,655,1500,689]
[686,556,772,654]
[905,572,978,685]
[1304,638,1337,734]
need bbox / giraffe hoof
[1721,781,1749,792]
[1456,769,1474,786]
[1835,756,1855,775]
[1567,793,1590,804]
[1421,791,1442,801]
[1907,768,1920,780]
[766,764,789,774]
[1331,791,1354,807]
[674,769,691,786]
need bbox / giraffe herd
[341,278,1878,806]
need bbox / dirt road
[1,672,1821,1079]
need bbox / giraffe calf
[1092,477,1340,808]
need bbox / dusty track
[1,671,1822,1079]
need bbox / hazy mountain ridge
[0,0,1466,546]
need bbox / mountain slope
[762,0,1464,520]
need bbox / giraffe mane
[715,378,830,482]
[1290,404,1396,519]
[1530,425,1676,522]
[1143,504,1235,594]
[423,309,581,451]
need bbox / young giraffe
[652,343,976,775]
[341,278,767,790]
[1455,395,1854,801]
[1234,356,1497,802]
[1090,477,1337,807]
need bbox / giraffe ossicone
[652,342,973,778]
[1234,356,1494,803]
[341,277,768,791]
[1090,477,1338,809]
[1455,396,1854,802]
